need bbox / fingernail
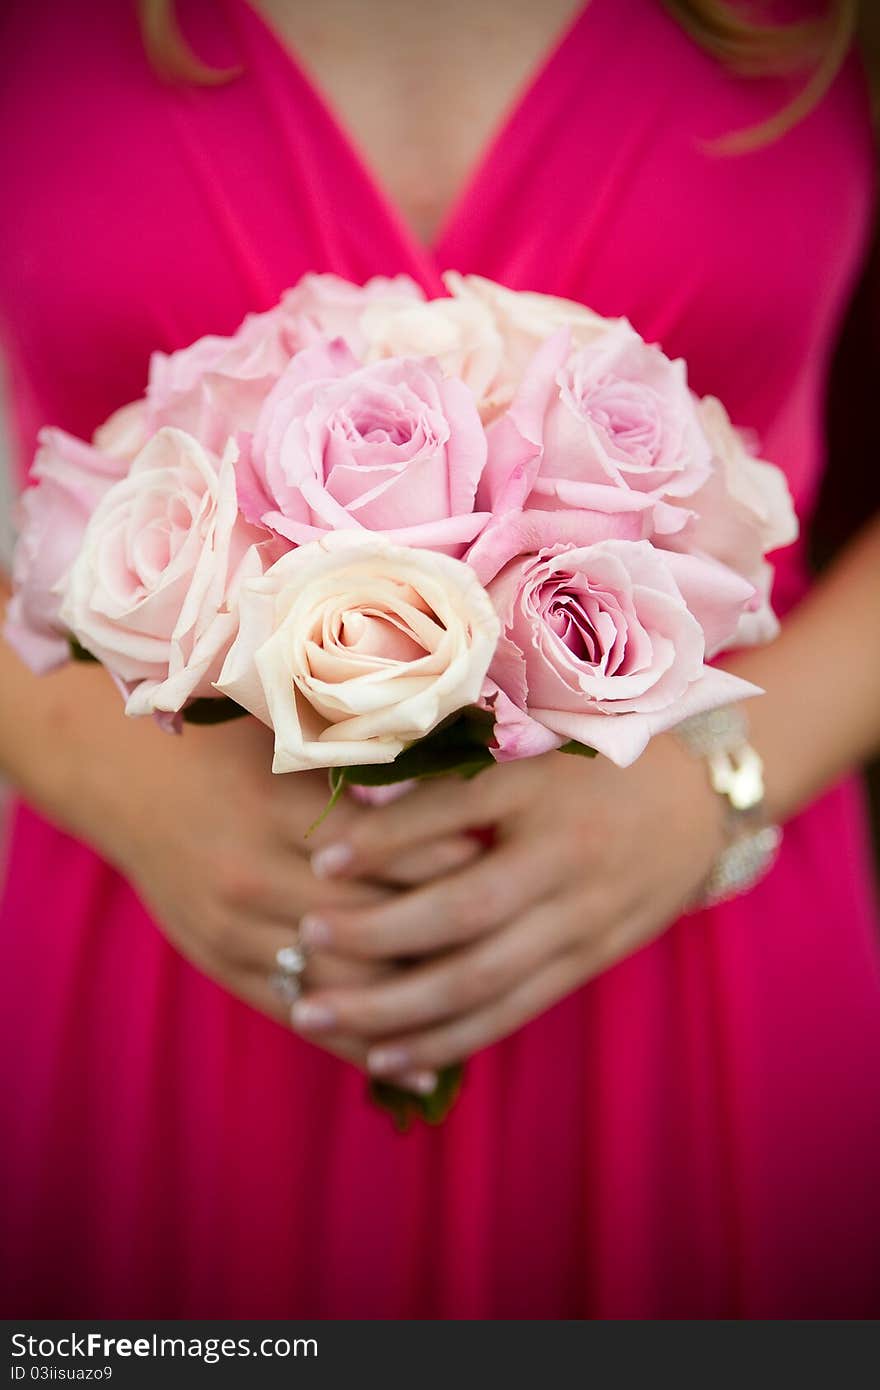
[399,1070,438,1096]
[367,1045,411,1075]
[299,913,331,948]
[290,999,336,1032]
[311,843,353,879]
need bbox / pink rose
[467,503,644,593]
[661,397,799,646]
[238,341,490,553]
[217,533,499,773]
[478,325,711,536]
[475,513,759,767]
[4,428,128,673]
[60,427,266,718]
[146,304,299,455]
[145,276,424,457]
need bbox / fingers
[308,769,515,880]
[270,770,381,856]
[209,915,398,986]
[214,846,393,928]
[298,840,563,959]
[374,835,483,887]
[363,931,623,1074]
[202,926,438,1096]
[230,966,371,1073]
[290,894,580,1039]
[217,826,485,937]
[273,769,476,867]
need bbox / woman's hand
[2,652,475,1092]
[147,507,880,1079]
[99,713,480,1091]
[99,715,388,1037]
[287,736,726,1074]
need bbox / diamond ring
[269,937,307,1005]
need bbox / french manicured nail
[311,843,353,879]
[367,1046,411,1076]
[298,913,331,948]
[400,1070,438,1096]
[290,999,336,1032]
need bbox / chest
[0,0,871,480]
[253,0,585,245]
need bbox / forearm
[0,572,169,851]
[720,513,880,825]
[4,506,880,839]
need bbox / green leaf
[368,1063,464,1133]
[342,746,495,787]
[342,707,497,788]
[559,740,597,759]
[69,636,98,664]
[182,698,249,726]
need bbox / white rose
[216,533,500,773]
[698,396,798,555]
[361,295,504,402]
[92,399,151,462]
[444,272,625,413]
[279,271,425,355]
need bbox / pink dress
[1,0,879,1318]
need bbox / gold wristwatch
[675,705,781,908]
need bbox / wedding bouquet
[5,272,796,1124]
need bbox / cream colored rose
[444,272,626,413]
[92,400,150,462]
[698,397,798,555]
[216,534,500,773]
[361,296,503,402]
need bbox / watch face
[708,744,765,813]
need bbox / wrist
[646,730,729,877]
[5,661,153,869]
[674,705,782,907]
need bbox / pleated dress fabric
[0,0,878,1316]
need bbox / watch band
[675,705,781,907]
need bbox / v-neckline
[234,0,597,281]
